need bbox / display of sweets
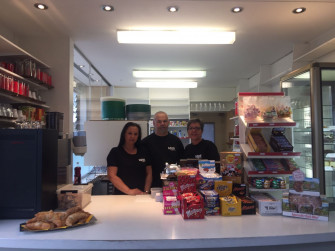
[261,106,277,120]
[276,105,292,118]
[250,177,286,189]
[244,104,260,119]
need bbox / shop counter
[1,195,335,250]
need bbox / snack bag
[243,96,260,120]
[276,96,292,118]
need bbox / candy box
[177,170,197,194]
[204,207,220,216]
[180,192,205,219]
[270,135,293,152]
[198,160,216,174]
[232,183,247,197]
[162,180,178,196]
[163,196,180,215]
[240,196,256,215]
[214,180,232,197]
[248,128,271,153]
[200,190,219,208]
[250,193,282,215]
[220,152,242,176]
[197,173,222,190]
[220,195,241,216]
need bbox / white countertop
[1,195,335,250]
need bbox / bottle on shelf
[178,130,182,138]
[74,162,81,185]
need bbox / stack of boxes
[161,152,257,219]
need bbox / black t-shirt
[107,146,151,195]
[184,139,220,161]
[141,133,184,187]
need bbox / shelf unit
[237,92,300,200]
[0,35,52,126]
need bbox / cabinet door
[281,70,313,178]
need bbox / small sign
[292,169,305,181]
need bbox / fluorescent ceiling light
[136,80,197,88]
[133,70,206,78]
[117,30,235,44]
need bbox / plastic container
[56,183,93,210]
[100,97,125,120]
[125,104,151,120]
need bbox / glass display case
[281,63,335,201]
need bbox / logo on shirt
[195,154,202,159]
[168,146,176,151]
[138,158,146,162]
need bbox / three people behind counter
[107,122,152,195]
[142,111,184,188]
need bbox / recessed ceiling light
[102,5,114,12]
[34,3,48,10]
[293,7,306,14]
[168,6,178,12]
[231,7,243,13]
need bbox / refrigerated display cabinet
[280,62,335,201]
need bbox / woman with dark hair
[107,122,152,195]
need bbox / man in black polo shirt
[183,119,220,161]
[142,111,184,188]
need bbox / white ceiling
[1,0,335,89]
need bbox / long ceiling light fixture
[133,70,206,78]
[136,80,197,88]
[117,30,235,44]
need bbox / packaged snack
[260,96,277,120]
[163,196,180,215]
[220,195,241,216]
[242,96,260,120]
[180,192,205,219]
[198,160,216,174]
[214,180,232,196]
[162,180,178,196]
[197,172,221,190]
[232,183,247,197]
[220,152,242,176]
[276,96,292,118]
[240,196,256,215]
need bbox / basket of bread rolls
[20,206,94,231]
